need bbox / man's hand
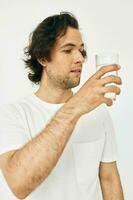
[68,64,122,116]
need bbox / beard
[45,70,81,89]
[61,76,80,89]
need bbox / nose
[74,50,85,64]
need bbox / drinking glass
[95,53,119,100]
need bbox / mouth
[70,69,81,74]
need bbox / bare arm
[0,105,80,199]
[99,161,124,200]
[0,64,122,199]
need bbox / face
[42,27,85,90]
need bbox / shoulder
[0,93,33,119]
[95,104,112,120]
[87,104,113,127]
[89,104,110,120]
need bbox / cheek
[55,57,71,70]
[49,53,73,74]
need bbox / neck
[35,84,73,104]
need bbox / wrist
[59,101,81,124]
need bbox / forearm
[3,104,80,199]
[100,175,124,200]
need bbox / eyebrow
[60,43,84,49]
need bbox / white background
[0,0,133,199]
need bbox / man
[0,12,124,199]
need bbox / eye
[63,49,72,54]
[79,48,87,58]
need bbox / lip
[71,71,81,74]
[70,68,82,73]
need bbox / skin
[99,162,124,200]
[36,27,85,103]
[0,27,124,199]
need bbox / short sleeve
[100,105,118,162]
[0,103,29,156]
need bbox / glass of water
[95,53,119,101]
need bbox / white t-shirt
[0,93,117,200]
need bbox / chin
[70,81,80,89]
[65,78,81,89]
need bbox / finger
[101,85,121,95]
[94,64,121,79]
[100,75,122,86]
[100,95,113,106]
[103,97,113,106]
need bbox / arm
[99,161,124,200]
[0,105,80,199]
[0,64,121,199]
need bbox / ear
[37,58,47,68]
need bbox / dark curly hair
[24,12,86,85]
